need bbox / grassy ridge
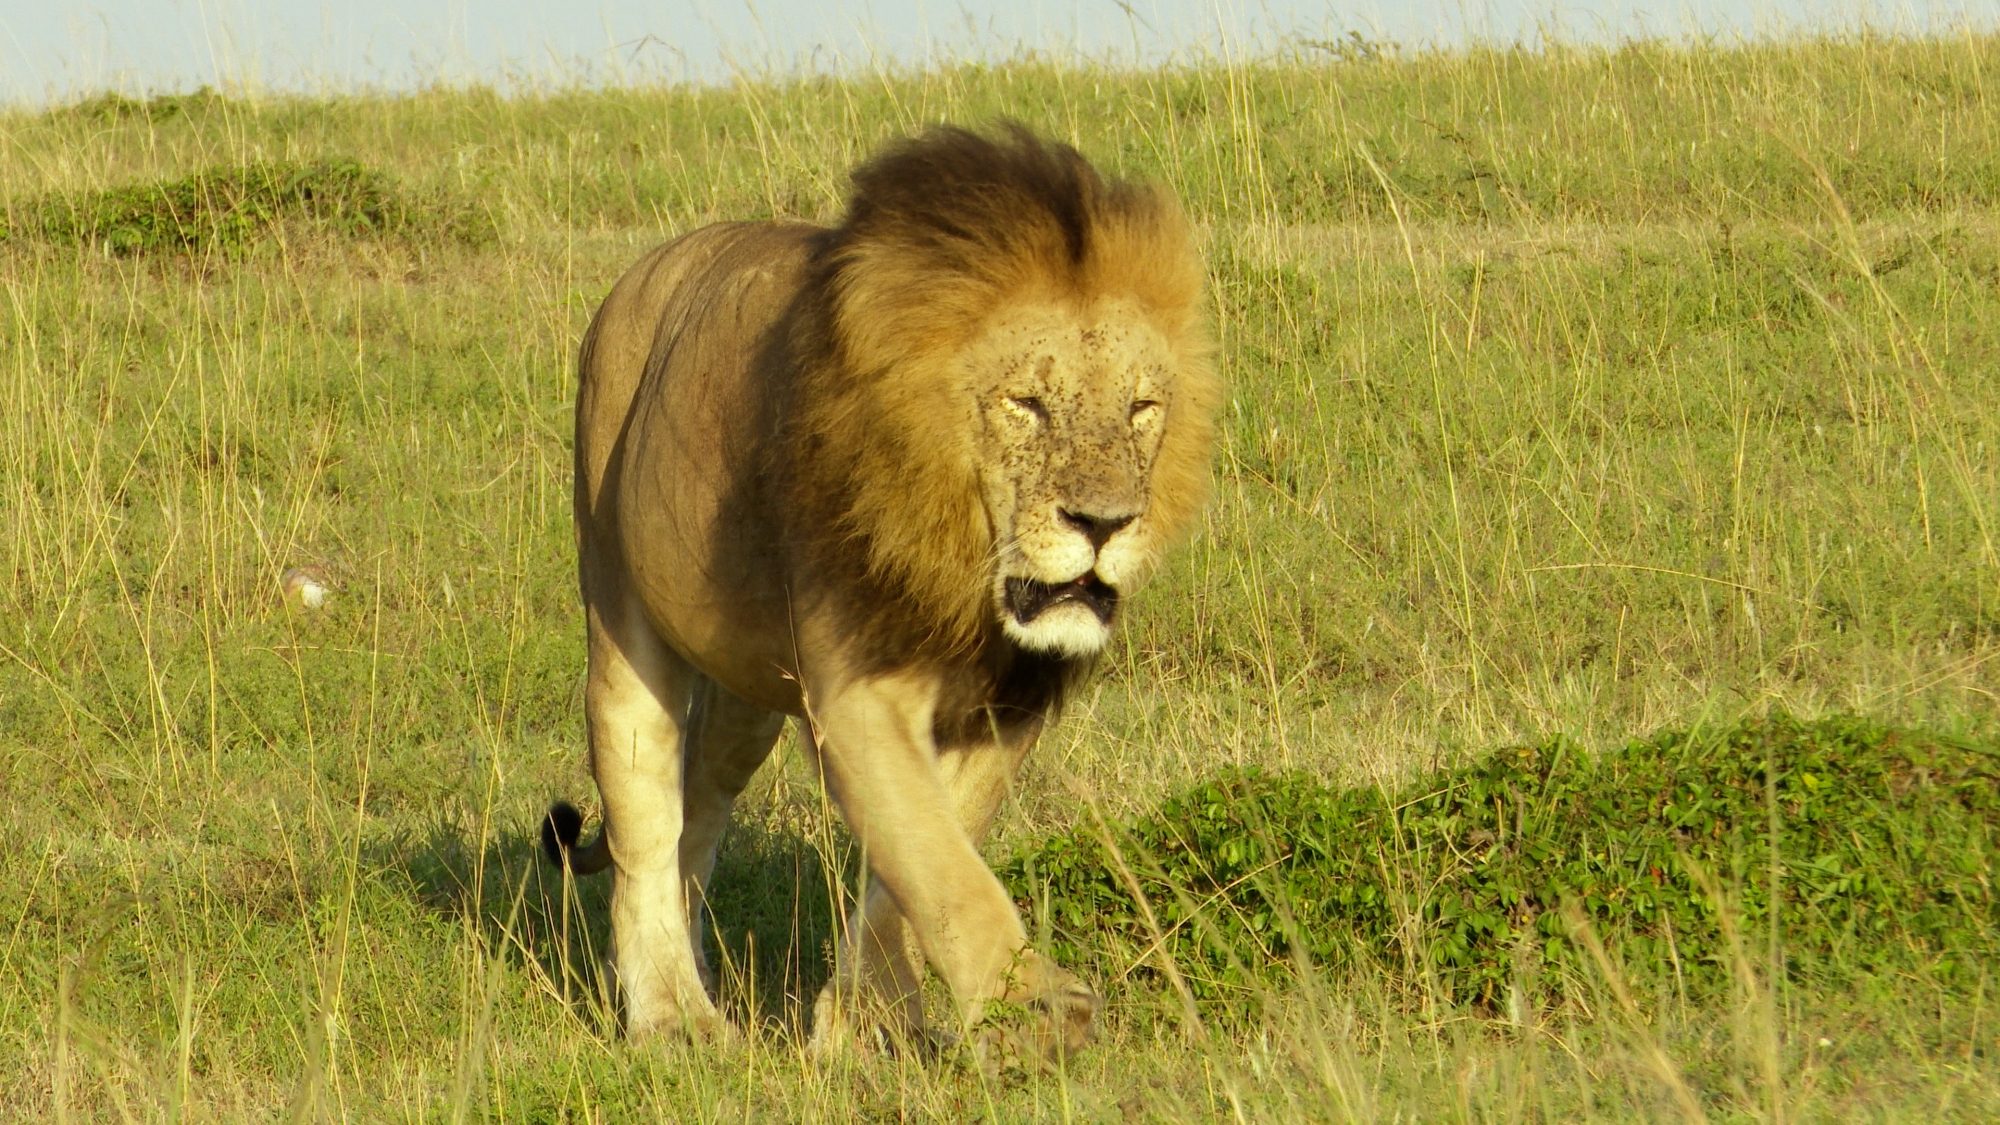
[2,33,1997,1119]
[1006,713,1998,1012]
[6,158,492,256]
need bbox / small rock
[282,566,331,609]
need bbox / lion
[541,123,1217,1061]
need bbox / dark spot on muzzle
[1005,573,1120,624]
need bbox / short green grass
[2,32,1997,1120]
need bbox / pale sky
[2,0,1994,106]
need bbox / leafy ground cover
[1007,713,1998,1013]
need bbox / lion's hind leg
[677,678,785,994]
[584,598,717,1039]
[811,878,931,1055]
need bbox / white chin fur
[1002,603,1112,658]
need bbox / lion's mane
[775,125,1218,663]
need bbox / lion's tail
[540,800,612,876]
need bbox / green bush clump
[5,159,484,255]
[56,87,231,123]
[1003,714,1998,1012]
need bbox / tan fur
[547,125,1216,1058]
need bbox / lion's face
[965,299,1178,658]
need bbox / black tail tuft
[541,800,584,868]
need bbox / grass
[2,31,1998,1120]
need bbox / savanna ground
[3,31,1997,1120]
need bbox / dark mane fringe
[821,122,1172,316]
[932,642,1095,749]
[837,123,1112,273]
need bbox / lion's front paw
[620,977,733,1044]
[625,1003,733,1044]
[972,971,1101,1073]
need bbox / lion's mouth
[1005,573,1120,625]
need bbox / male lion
[542,124,1217,1059]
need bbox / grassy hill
[2,33,1996,1119]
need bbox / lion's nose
[1061,508,1136,551]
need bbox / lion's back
[575,221,819,510]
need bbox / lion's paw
[623,994,734,1045]
[971,974,1101,1074]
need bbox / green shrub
[56,87,231,123]
[1004,714,1999,1013]
[5,159,485,255]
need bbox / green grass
[2,32,1997,1120]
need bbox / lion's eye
[1130,399,1162,424]
[1007,395,1050,424]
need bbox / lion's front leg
[805,669,1098,1063]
